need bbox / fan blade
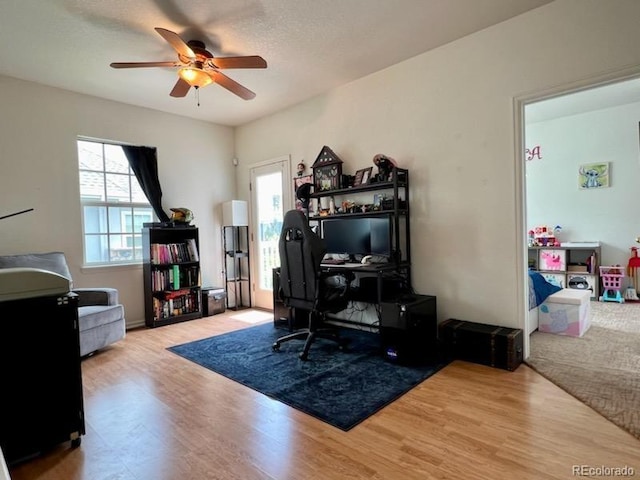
[208,56,267,69]
[209,71,256,100]
[170,78,191,97]
[155,27,195,60]
[110,61,181,69]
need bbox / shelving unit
[309,166,410,265]
[223,225,251,310]
[307,167,412,311]
[528,244,601,299]
[142,225,202,327]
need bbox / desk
[272,264,438,363]
[320,261,411,306]
[273,262,412,331]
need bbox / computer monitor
[322,216,391,258]
[369,217,392,256]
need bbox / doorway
[519,70,640,356]
[249,156,291,310]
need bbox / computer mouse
[361,255,372,264]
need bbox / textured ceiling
[0,0,553,127]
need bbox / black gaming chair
[272,210,352,360]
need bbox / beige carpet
[527,301,640,439]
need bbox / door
[250,156,291,309]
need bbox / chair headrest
[282,210,311,233]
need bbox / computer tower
[379,294,438,364]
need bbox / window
[77,139,154,265]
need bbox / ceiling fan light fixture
[178,67,213,88]
[111,28,265,99]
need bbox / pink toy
[599,265,625,303]
[540,251,563,270]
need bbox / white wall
[2,0,640,333]
[526,101,640,268]
[0,76,235,327]
[235,0,640,330]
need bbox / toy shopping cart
[599,265,625,303]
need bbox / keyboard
[321,258,345,265]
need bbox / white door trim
[514,64,640,359]
[249,155,292,309]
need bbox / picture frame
[353,167,373,187]
[578,162,610,189]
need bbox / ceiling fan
[110,27,267,100]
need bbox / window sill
[81,263,142,274]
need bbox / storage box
[567,264,589,273]
[538,249,566,271]
[438,319,523,371]
[541,272,565,288]
[567,273,597,299]
[202,287,226,316]
[539,288,591,337]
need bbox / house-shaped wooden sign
[311,145,343,191]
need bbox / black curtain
[122,145,170,222]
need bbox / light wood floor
[9,310,640,480]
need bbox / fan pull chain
[195,86,201,107]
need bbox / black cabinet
[142,225,202,327]
[0,293,85,465]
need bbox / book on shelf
[150,242,198,264]
[152,289,200,320]
[172,264,180,289]
[186,238,199,261]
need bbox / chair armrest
[73,287,119,307]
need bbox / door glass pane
[256,172,283,290]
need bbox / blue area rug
[168,323,448,431]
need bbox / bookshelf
[142,225,202,327]
[528,244,600,299]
